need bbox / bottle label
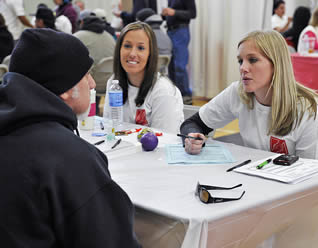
[88,103,96,117]
[109,92,123,107]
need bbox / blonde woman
[181,30,318,159]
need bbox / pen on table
[100,121,104,130]
[111,138,122,149]
[256,159,272,169]
[177,133,203,141]
[94,140,105,146]
[227,159,251,172]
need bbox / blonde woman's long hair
[310,7,318,27]
[238,30,317,136]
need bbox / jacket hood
[0,72,77,135]
[145,15,163,24]
[81,16,105,34]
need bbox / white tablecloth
[80,122,318,248]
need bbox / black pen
[177,133,203,141]
[100,121,104,130]
[111,138,122,149]
[94,140,105,146]
[227,159,251,172]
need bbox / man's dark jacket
[0,72,141,248]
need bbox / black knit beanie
[9,28,94,95]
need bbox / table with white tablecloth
[80,122,318,248]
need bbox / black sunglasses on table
[195,182,245,204]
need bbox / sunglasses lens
[199,188,210,203]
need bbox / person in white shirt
[55,15,72,34]
[297,7,318,53]
[271,0,292,33]
[180,30,318,159]
[0,0,33,41]
[104,21,184,133]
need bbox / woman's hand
[184,133,206,155]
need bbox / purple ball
[140,132,158,151]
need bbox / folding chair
[91,56,113,96]
[0,64,8,82]
[157,54,171,75]
[2,55,11,67]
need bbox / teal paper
[165,144,235,164]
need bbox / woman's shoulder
[224,81,241,93]
[208,81,241,103]
[152,74,180,95]
[301,25,317,35]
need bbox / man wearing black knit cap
[0,28,141,248]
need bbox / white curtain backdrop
[189,0,273,98]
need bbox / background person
[74,14,116,114]
[74,0,85,11]
[0,28,141,247]
[92,8,116,39]
[272,0,293,33]
[162,0,196,105]
[283,6,311,50]
[54,0,78,33]
[180,30,318,159]
[113,0,157,27]
[0,13,14,63]
[32,4,71,34]
[298,7,318,53]
[55,13,72,34]
[136,8,172,56]
[0,0,33,42]
[35,6,57,30]
[104,21,184,133]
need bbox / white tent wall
[23,0,315,98]
[286,0,317,15]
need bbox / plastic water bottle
[108,80,123,129]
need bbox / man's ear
[59,89,72,101]
[39,19,45,27]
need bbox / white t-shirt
[0,0,25,40]
[55,15,72,34]
[297,25,318,53]
[199,81,318,159]
[31,14,72,34]
[271,14,288,30]
[105,74,184,133]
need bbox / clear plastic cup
[303,37,316,54]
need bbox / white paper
[235,155,318,184]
